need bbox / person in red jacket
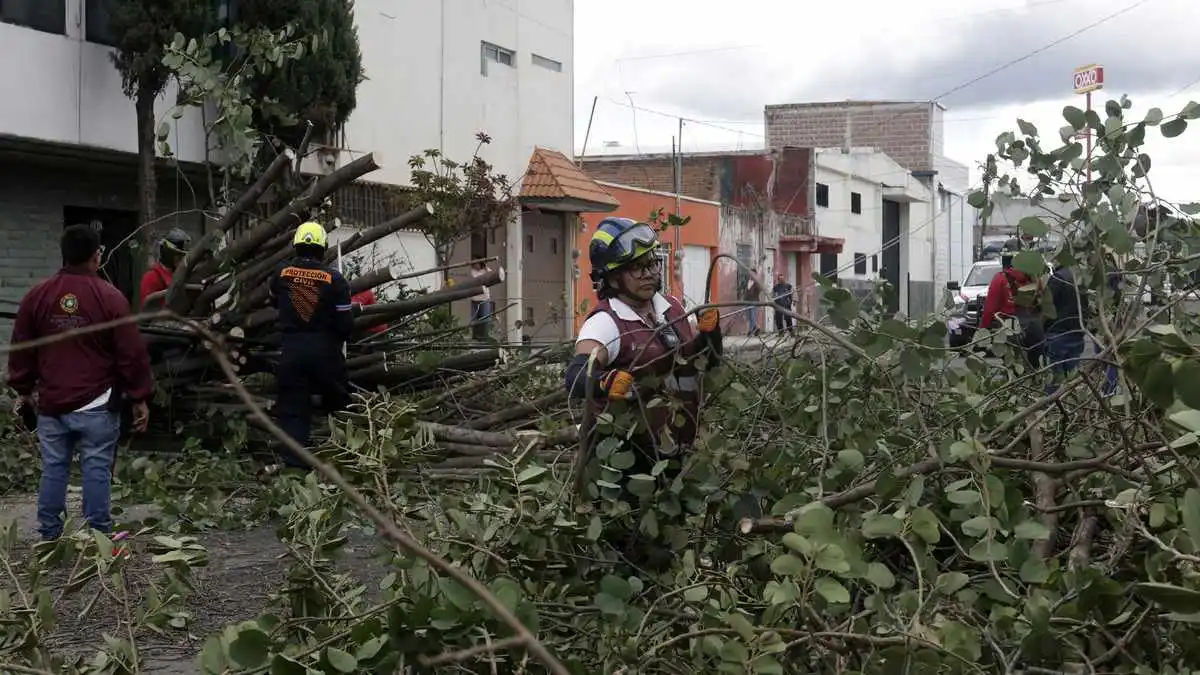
[350,288,386,335]
[8,224,154,541]
[139,228,191,310]
[979,240,1044,367]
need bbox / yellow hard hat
[293,221,328,248]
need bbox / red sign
[1073,65,1104,94]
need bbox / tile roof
[520,147,620,208]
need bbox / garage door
[682,245,711,308]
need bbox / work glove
[696,309,720,333]
[598,369,635,400]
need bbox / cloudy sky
[572,0,1200,202]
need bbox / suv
[947,261,1003,347]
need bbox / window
[525,306,534,326]
[525,234,534,252]
[815,183,829,208]
[1,0,66,34]
[850,192,862,214]
[482,41,515,75]
[854,253,867,275]
[736,244,752,297]
[871,255,878,272]
[489,227,497,245]
[531,53,562,72]
[85,0,121,47]
[819,252,838,282]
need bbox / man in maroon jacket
[7,224,153,541]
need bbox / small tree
[107,0,211,230]
[233,0,364,148]
[160,24,309,189]
[405,133,517,282]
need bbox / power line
[614,0,1079,64]
[597,0,1154,150]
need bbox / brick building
[579,148,843,329]
[764,101,974,313]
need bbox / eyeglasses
[626,257,662,278]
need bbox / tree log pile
[133,151,569,459]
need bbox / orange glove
[599,369,635,399]
[696,309,720,333]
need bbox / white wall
[0,2,208,161]
[813,149,934,285]
[342,0,574,341]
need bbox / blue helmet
[588,217,660,283]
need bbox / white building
[812,148,938,316]
[0,0,597,342]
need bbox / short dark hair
[62,224,101,266]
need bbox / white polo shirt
[576,294,697,363]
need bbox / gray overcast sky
[573,0,1200,200]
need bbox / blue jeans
[1044,331,1086,394]
[470,300,494,340]
[36,408,120,539]
[747,306,759,333]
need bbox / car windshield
[964,264,1002,287]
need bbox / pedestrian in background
[469,261,495,340]
[744,267,764,336]
[771,273,795,335]
[7,224,153,542]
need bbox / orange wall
[574,183,721,332]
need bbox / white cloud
[574,0,1200,203]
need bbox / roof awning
[519,147,620,213]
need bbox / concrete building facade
[764,100,973,316]
[812,148,934,316]
[0,0,578,343]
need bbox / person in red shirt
[979,241,1044,367]
[139,228,191,310]
[8,224,153,541]
[351,288,386,335]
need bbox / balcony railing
[780,216,815,238]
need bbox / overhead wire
[592,0,1159,286]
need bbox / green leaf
[861,513,903,539]
[770,554,805,576]
[1019,557,1050,584]
[726,612,757,641]
[1017,216,1048,237]
[1170,409,1200,433]
[781,532,812,556]
[813,544,851,574]
[325,647,357,673]
[961,515,992,538]
[813,577,851,604]
[1013,520,1052,540]
[594,591,626,616]
[836,448,865,470]
[967,538,1009,562]
[1143,359,1176,408]
[935,572,970,594]
[1182,489,1200,553]
[1162,118,1188,138]
[600,575,633,601]
[865,562,896,589]
[1017,119,1038,136]
[229,628,271,668]
[1063,105,1087,129]
[967,190,988,208]
[1134,582,1200,613]
[515,466,548,483]
[909,507,941,543]
[1174,361,1200,409]
[683,585,709,602]
[1144,108,1164,125]
[1012,250,1045,276]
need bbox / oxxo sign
[1073,64,1104,94]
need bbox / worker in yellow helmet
[268,221,355,468]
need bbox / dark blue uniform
[269,255,355,462]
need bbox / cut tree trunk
[222,153,380,265]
